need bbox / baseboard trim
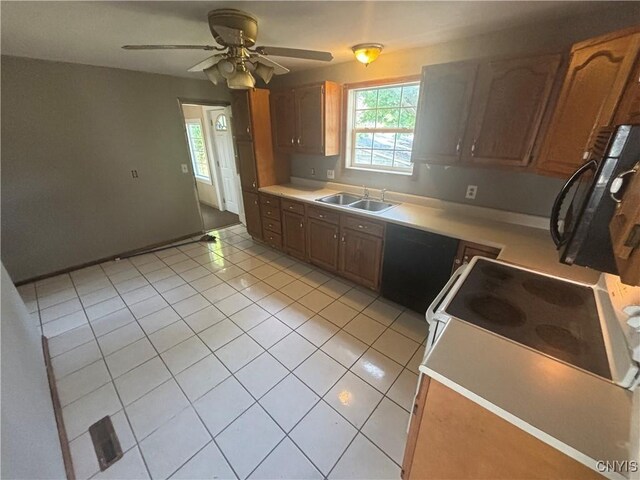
[42,336,76,480]
[15,231,203,286]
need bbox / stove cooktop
[445,259,611,380]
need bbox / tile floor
[18,224,428,480]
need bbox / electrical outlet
[465,185,478,200]
[310,168,316,176]
[181,164,189,174]
[327,169,335,179]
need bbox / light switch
[327,169,335,179]
[181,164,189,174]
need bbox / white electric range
[424,256,640,389]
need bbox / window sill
[345,165,414,176]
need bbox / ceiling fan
[122,8,333,89]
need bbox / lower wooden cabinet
[242,191,262,240]
[339,228,384,290]
[307,218,340,272]
[452,240,501,273]
[282,211,306,260]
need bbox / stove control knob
[627,315,640,331]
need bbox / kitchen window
[185,119,212,183]
[345,80,420,174]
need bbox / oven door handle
[550,159,598,247]
[426,265,467,323]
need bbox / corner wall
[1,56,230,282]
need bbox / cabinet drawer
[263,230,282,249]
[260,194,281,209]
[263,218,282,235]
[281,199,305,215]
[343,215,384,237]
[307,206,339,224]
[262,205,281,221]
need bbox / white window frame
[344,80,420,175]
[185,118,212,183]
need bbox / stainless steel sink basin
[349,199,396,213]
[316,193,362,206]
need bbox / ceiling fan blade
[255,46,333,62]
[122,45,215,51]
[250,53,290,75]
[188,55,224,72]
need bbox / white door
[208,107,240,215]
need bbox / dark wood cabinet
[270,81,341,156]
[537,30,640,177]
[452,240,501,274]
[464,54,560,167]
[242,192,262,238]
[412,62,478,165]
[282,210,306,259]
[614,57,640,125]
[231,91,252,141]
[307,218,340,272]
[339,228,384,290]
[236,141,257,192]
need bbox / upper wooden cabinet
[536,29,640,177]
[464,54,561,167]
[411,62,478,165]
[230,92,252,141]
[270,81,341,156]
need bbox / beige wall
[270,4,640,216]
[1,263,66,479]
[1,56,230,282]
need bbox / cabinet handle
[357,224,367,229]
[299,222,303,228]
[268,223,273,228]
[341,235,346,243]
[246,127,250,134]
[333,233,337,239]
[297,137,301,145]
[454,258,461,265]
[288,205,294,209]
[318,214,325,218]
[471,140,477,157]
[291,137,295,145]
[456,138,462,154]
[252,181,256,188]
[254,200,258,205]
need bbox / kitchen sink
[349,199,397,212]
[316,193,362,206]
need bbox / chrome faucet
[362,185,369,199]
[380,189,387,202]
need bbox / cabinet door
[236,141,258,191]
[307,218,339,271]
[451,241,501,274]
[282,211,306,259]
[412,62,477,165]
[614,58,640,124]
[271,90,296,151]
[464,54,560,167]
[295,84,324,154]
[537,33,640,176]
[242,191,262,239]
[231,91,252,141]
[339,229,383,290]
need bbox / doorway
[180,102,242,231]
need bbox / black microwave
[550,124,640,274]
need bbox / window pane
[396,133,414,151]
[372,132,396,150]
[377,87,402,108]
[355,132,373,148]
[376,108,400,128]
[354,149,372,165]
[401,85,420,107]
[399,108,417,129]
[186,122,210,180]
[355,110,376,128]
[372,150,394,167]
[394,150,412,168]
[356,89,378,109]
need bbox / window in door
[185,119,212,182]
[345,80,420,174]
[215,113,228,131]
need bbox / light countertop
[259,181,600,284]
[420,320,635,479]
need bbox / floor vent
[89,416,123,471]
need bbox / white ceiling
[1,1,611,79]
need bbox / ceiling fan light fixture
[204,65,223,85]
[217,58,237,79]
[254,62,275,84]
[351,43,384,66]
[227,65,255,89]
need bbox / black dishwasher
[381,224,459,313]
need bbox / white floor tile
[79,286,117,308]
[137,306,180,335]
[318,300,359,328]
[249,438,323,480]
[163,284,197,305]
[269,332,316,370]
[140,407,211,480]
[182,305,225,333]
[216,334,264,373]
[256,291,293,315]
[202,283,237,303]
[298,290,334,313]
[240,282,276,302]
[390,310,429,343]
[149,320,194,353]
[250,264,280,280]
[199,319,243,351]
[259,374,318,433]
[129,295,169,320]
[236,353,288,398]
[317,278,353,299]
[92,447,149,480]
[85,296,127,322]
[324,372,383,428]
[170,441,236,480]
[329,434,400,479]
[175,354,229,402]
[114,357,171,406]
[144,267,175,284]
[53,340,102,379]
[216,265,246,282]
[299,269,332,289]
[351,348,403,393]
[362,299,403,326]
[278,279,314,301]
[290,401,357,475]
[274,303,314,329]
[230,304,271,331]
[217,404,285,479]
[114,276,150,295]
[161,336,210,375]
[62,382,121,440]
[91,308,136,337]
[170,258,200,274]
[57,360,111,406]
[227,272,260,291]
[40,297,83,323]
[296,315,339,347]
[194,377,254,436]
[406,344,426,374]
[321,331,367,368]
[362,398,409,464]
[215,292,253,317]
[387,369,419,412]
[121,285,156,307]
[48,324,94,357]
[343,313,386,345]
[248,317,292,349]
[179,265,210,283]
[189,273,223,292]
[372,329,420,365]
[294,350,346,396]
[97,322,145,356]
[105,337,157,378]
[43,310,89,338]
[126,379,189,441]
[262,271,295,290]
[339,289,376,312]
[172,293,210,318]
